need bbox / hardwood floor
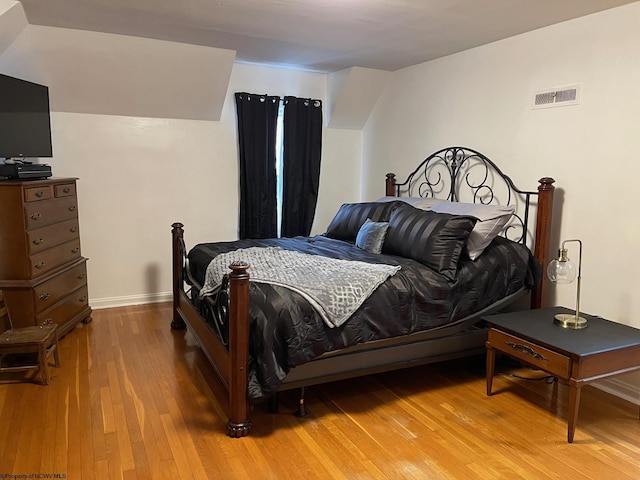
[1,303,639,479]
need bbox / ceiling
[17,0,639,73]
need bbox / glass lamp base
[554,313,587,329]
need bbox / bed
[171,146,556,437]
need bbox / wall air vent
[533,84,581,109]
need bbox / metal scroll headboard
[385,146,540,247]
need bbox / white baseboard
[593,378,640,406]
[90,291,172,310]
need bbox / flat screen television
[0,73,53,160]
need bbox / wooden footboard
[171,223,252,437]
[171,148,556,438]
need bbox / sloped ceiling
[17,0,640,73]
[0,0,26,55]
[3,0,639,123]
[0,24,235,120]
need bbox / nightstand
[485,307,640,443]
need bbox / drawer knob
[30,212,42,220]
[79,296,87,303]
[505,342,547,361]
[77,273,86,279]
[41,318,53,326]
[39,293,51,301]
[63,187,71,193]
[35,261,46,269]
[71,247,80,253]
[70,226,78,233]
[69,205,77,212]
[33,238,44,245]
[36,190,45,197]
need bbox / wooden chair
[0,290,60,385]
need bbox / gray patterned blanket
[199,246,401,328]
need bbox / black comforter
[188,235,538,400]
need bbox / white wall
[363,4,640,397]
[0,26,362,308]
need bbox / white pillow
[376,196,444,210]
[429,201,516,260]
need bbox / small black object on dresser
[0,163,53,180]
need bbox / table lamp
[547,239,587,329]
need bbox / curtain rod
[235,92,321,107]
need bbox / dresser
[0,177,91,336]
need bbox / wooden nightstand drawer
[27,219,81,254]
[33,261,88,312]
[24,185,52,202]
[488,329,571,379]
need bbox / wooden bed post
[226,261,252,437]
[531,177,555,309]
[385,173,396,196]
[171,223,187,330]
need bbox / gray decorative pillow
[383,203,477,280]
[355,218,390,254]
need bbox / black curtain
[280,96,323,237]
[234,92,279,239]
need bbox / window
[235,92,323,239]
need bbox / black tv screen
[0,74,53,159]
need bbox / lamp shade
[547,253,576,284]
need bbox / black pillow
[383,203,477,280]
[325,201,401,242]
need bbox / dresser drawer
[54,183,76,198]
[24,196,78,230]
[33,261,88,312]
[24,185,52,202]
[36,285,89,327]
[27,219,81,254]
[488,329,571,378]
[30,239,82,277]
